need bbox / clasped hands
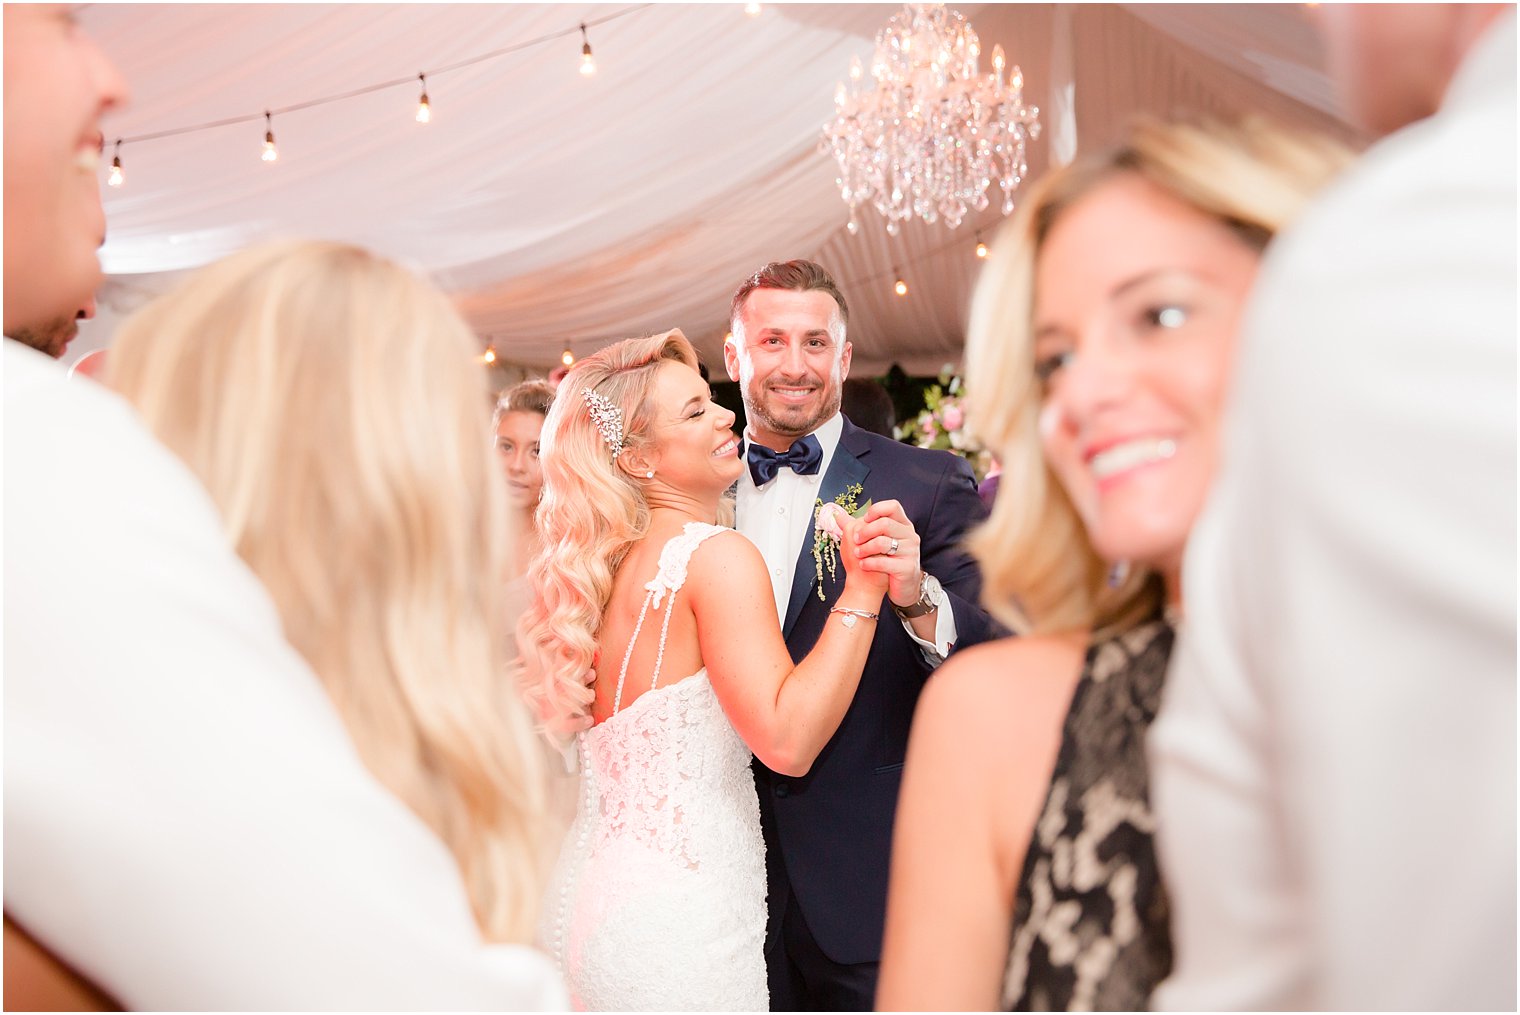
[842,499,924,610]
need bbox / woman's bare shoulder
[684,527,764,580]
[918,633,1088,736]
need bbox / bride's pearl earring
[646,470,654,479]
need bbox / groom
[725,260,997,1010]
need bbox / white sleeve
[899,585,957,663]
[2,345,568,1011]
[1150,90,1516,1011]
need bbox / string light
[92,7,650,187]
[261,111,278,162]
[579,23,597,76]
[893,273,908,297]
[415,73,431,123]
[107,139,124,187]
[975,234,988,258]
[481,344,498,365]
[561,348,576,366]
[744,3,762,15]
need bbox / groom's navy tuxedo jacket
[750,416,998,967]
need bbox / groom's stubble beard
[735,342,847,443]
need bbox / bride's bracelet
[829,606,879,630]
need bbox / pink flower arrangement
[815,501,851,541]
[811,483,869,600]
[895,368,992,481]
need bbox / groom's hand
[856,499,923,608]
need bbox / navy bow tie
[746,434,823,486]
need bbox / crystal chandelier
[822,4,1041,235]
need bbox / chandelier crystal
[822,4,1041,235]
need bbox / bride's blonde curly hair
[517,329,699,739]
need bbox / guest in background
[877,117,1349,1011]
[4,5,566,1009]
[1150,6,1516,1009]
[976,457,1002,511]
[840,376,897,439]
[495,378,555,575]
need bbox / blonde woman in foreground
[517,330,890,1011]
[877,118,1352,1010]
[108,240,551,947]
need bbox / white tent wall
[75,3,1362,378]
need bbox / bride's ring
[887,537,900,556]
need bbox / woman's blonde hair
[516,329,699,738]
[964,116,1354,637]
[107,239,548,942]
[493,378,555,430]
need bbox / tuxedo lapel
[782,423,872,638]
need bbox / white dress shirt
[1148,16,1516,1011]
[3,341,569,1011]
[734,412,956,658]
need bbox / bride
[517,329,888,1011]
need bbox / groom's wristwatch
[892,572,943,619]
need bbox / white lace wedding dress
[540,522,769,1012]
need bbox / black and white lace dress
[1002,616,1176,1011]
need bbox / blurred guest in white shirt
[3,5,566,1009]
[1149,5,1516,1010]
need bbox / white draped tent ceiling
[80,3,1363,376]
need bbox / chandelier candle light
[823,3,1040,234]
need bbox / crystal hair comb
[582,387,626,459]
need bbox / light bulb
[483,346,497,365]
[848,55,863,81]
[107,142,124,187]
[416,74,431,123]
[1011,65,1023,91]
[261,112,278,163]
[561,348,575,367]
[834,82,847,107]
[579,25,596,76]
[894,277,908,297]
[991,44,1006,74]
[744,2,762,15]
[975,239,988,258]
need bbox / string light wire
[107,6,650,151]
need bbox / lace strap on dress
[611,522,729,713]
[644,522,727,693]
[643,522,729,607]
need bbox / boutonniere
[812,482,871,601]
